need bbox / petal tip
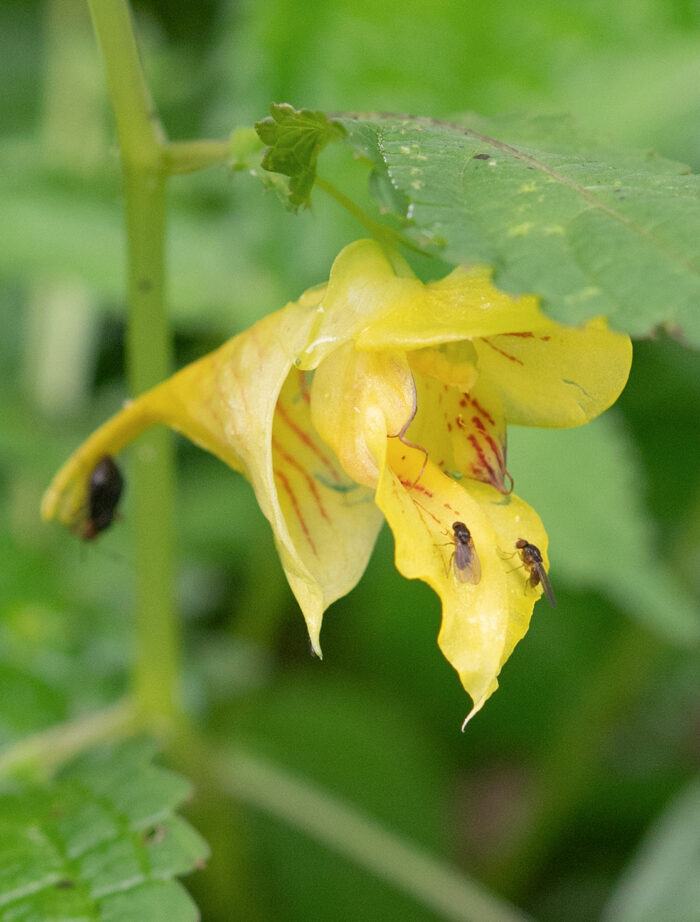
[460,696,487,732]
[308,625,323,660]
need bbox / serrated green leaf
[0,742,208,922]
[602,777,700,922]
[97,881,200,922]
[255,103,348,208]
[330,112,700,344]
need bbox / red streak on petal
[469,398,495,426]
[540,335,551,341]
[276,401,340,481]
[272,437,331,523]
[459,396,468,408]
[472,415,486,433]
[503,331,535,338]
[275,468,318,557]
[481,338,524,365]
[403,480,434,498]
[468,433,499,487]
[447,422,453,432]
[413,497,442,526]
[485,432,505,467]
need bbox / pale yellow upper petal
[298,239,559,360]
[299,239,423,368]
[41,297,318,526]
[357,264,547,351]
[271,369,383,652]
[474,319,633,427]
[42,287,383,653]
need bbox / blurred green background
[1,0,699,920]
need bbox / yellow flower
[42,240,632,725]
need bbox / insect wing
[515,538,556,607]
[537,564,557,607]
[452,541,482,585]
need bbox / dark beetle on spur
[515,538,556,607]
[81,455,124,541]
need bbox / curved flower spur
[42,239,632,726]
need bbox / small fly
[515,538,556,607]
[450,521,482,585]
[82,455,124,541]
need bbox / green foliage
[0,153,280,334]
[0,742,207,922]
[602,777,700,922]
[216,676,453,922]
[258,106,700,344]
[2,1,699,922]
[256,104,347,208]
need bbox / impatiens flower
[42,240,632,725]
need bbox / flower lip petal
[373,435,548,723]
[407,369,511,494]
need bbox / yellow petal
[299,239,422,368]
[474,319,633,427]
[42,287,383,653]
[271,370,383,652]
[41,296,319,527]
[298,238,554,361]
[359,264,547,350]
[310,342,416,487]
[408,341,479,392]
[374,436,549,724]
[405,368,511,493]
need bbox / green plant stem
[314,176,387,236]
[0,699,137,780]
[88,0,179,730]
[123,162,180,730]
[207,743,536,922]
[164,139,232,174]
[87,0,164,161]
[314,175,423,265]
